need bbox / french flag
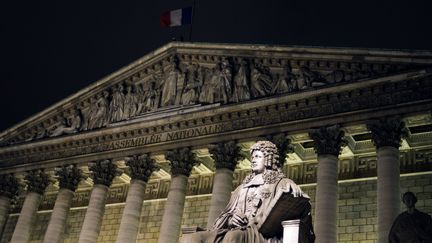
[160,7,193,27]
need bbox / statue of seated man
[183,140,315,243]
[389,191,432,243]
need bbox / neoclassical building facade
[0,42,431,243]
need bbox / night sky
[1,0,431,132]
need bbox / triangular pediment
[1,42,432,147]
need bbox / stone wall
[0,174,430,243]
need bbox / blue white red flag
[160,7,192,27]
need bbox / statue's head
[250,140,281,172]
[402,191,417,208]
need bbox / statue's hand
[228,212,248,228]
[288,180,302,197]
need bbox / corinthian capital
[367,117,409,149]
[125,154,160,182]
[309,124,346,156]
[55,164,86,191]
[208,141,243,171]
[25,170,51,195]
[165,147,198,177]
[0,174,21,199]
[88,159,123,187]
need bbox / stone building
[0,42,431,243]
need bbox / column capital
[367,117,409,149]
[259,133,293,165]
[25,170,51,195]
[55,164,86,191]
[125,154,160,182]
[88,159,122,187]
[165,147,198,177]
[0,174,21,199]
[309,124,345,156]
[208,141,243,171]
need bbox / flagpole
[189,0,196,42]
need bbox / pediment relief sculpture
[1,47,427,146]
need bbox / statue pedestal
[282,219,300,243]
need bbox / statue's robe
[389,209,432,243]
[183,172,315,243]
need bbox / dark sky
[1,0,432,132]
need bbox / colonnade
[0,117,406,243]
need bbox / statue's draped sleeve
[210,185,242,231]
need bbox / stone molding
[55,164,86,191]
[0,174,21,199]
[88,159,122,187]
[125,153,160,182]
[208,141,242,171]
[309,124,346,156]
[0,73,432,169]
[24,170,50,195]
[165,147,198,177]
[367,117,409,149]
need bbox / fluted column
[43,165,85,243]
[0,174,20,238]
[158,147,198,243]
[78,159,121,243]
[207,141,242,227]
[310,125,345,243]
[368,117,407,243]
[115,154,159,243]
[11,170,50,243]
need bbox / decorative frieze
[367,117,409,149]
[24,170,51,195]
[165,147,198,177]
[208,141,243,171]
[55,164,86,191]
[125,154,159,182]
[0,174,20,199]
[88,159,122,187]
[309,124,346,156]
[1,73,432,167]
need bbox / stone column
[0,174,20,238]
[158,147,198,243]
[115,154,159,243]
[309,125,345,243]
[368,117,407,243]
[206,141,242,228]
[78,159,121,243]
[11,170,50,243]
[43,165,85,243]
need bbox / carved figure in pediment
[160,57,183,107]
[91,91,109,128]
[198,66,214,104]
[324,70,345,83]
[123,85,138,120]
[144,82,160,112]
[82,96,98,130]
[273,64,298,94]
[212,60,233,104]
[231,58,251,103]
[181,64,201,105]
[135,83,146,115]
[48,109,81,137]
[298,66,327,89]
[109,83,125,123]
[251,63,273,98]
